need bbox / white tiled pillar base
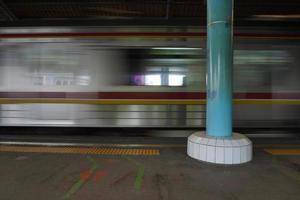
[187,131,252,164]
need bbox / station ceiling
[0,0,299,27]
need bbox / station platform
[0,137,299,200]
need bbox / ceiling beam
[0,0,17,21]
[165,0,171,19]
[0,18,203,27]
[0,18,299,29]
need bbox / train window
[76,75,90,86]
[63,80,68,86]
[131,66,187,87]
[56,80,61,86]
[234,50,291,65]
[145,74,161,86]
[168,74,186,86]
[127,48,196,87]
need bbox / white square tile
[239,138,249,146]
[233,147,241,164]
[195,136,202,144]
[216,139,224,147]
[187,143,191,155]
[200,144,207,160]
[240,146,247,163]
[189,134,197,142]
[207,138,216,146]
[224,147,233,164]
[246,145,252,161]
[187,142,193,156]
[216,147,224,164]
[200,137,209,145]
[194,143,200,159]
[224,139,232,147]
[231,140,240,147]
[207,146,216,163]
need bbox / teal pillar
[206,0,233,137]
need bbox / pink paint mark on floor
[93,170,107,182]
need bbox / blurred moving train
[0,27,299,128]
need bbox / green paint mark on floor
[62,179,85,199]
[62,156,99,199]
[124,156,145,192]
[134,165,145,191]
[87,156,98,173]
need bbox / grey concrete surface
[0,146,299,200]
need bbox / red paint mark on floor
[93,170,106,182]
[80,170,90,181]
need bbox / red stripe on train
[0,32,299,39]
[0,92,299,99]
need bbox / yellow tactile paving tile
[264,149,300,155]
[0,145,160,156]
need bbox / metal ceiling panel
[0,0,299,27]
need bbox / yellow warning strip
[264,149,300,155]
[255,144,300,148]
[0,98,300,105]
[0,146,160,156]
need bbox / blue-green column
[206,0,233,137]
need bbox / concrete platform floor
[0,143,299,200]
